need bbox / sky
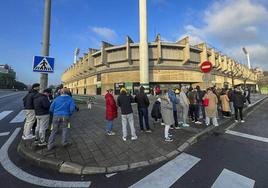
[0,0,267,85]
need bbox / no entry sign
[200,61,213,73]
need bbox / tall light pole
[139,0,149,93]
[242,47,251,69]
[40,0,52,92]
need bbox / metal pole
[40,0,51,92]
[246,53,251,69]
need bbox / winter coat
[151,101,162,119]
[161,98,174,126]
[233,91,245,108]
[179,91,189,107]
[188,91,198,105]
[168,90,178,111]
[135,92,150,109]
[196,90,205,104]
[220,94,230,112]
[204,92,218,118]
[105,93,118,120]
[117,92,134,115]
[49,94,75,116]
[23,90,39,110]
[33,93,51,116]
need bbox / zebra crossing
[0,110,26,124]
[128,152,255,188]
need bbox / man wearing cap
[117,87,137,141]
[22,83,40,140]
[33,88,51,146]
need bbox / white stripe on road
[0,111,13,120]
[211,169,255,188]
[0,128,91,188]
[129,153,200,188]
[10,110,26,123]
[226,130,268,143]
[0,132,10,137]
[105,173,117,178]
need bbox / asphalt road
[0,93,267,188]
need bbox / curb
[17,96,268,175]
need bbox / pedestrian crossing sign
[33,56,55,73]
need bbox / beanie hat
[120,87,127,93]
[32,83,40,89]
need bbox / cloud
[180,0,268,70]
[91,27,118,41]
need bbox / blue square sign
[33,56,55,73]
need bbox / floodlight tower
[242,47,251,69]
[74,48,80,64]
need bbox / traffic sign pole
[200,61,213,89]
[40,0,51,92]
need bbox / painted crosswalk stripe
[0,132,10,137]
[0,111,13,121]
[226,130,268,143]
[10,110,26,123]
[129,153,200,188]
[211,169,255,188]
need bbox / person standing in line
[233,87,245,123]
[179,86,190,127]
[203,88,219,126]
[161,92,174,142]
[22,83,40,140]
[151,97,162,123]
[220,90,231,118]
[188,87,202,124]
[196,86,206,121]
[167,89,180,129]
[117,88,137,141]
[228,88,235,115]
[244,87,251,106]
[105,89,118,135]
[47,88,75,150]
[135,86,152,132]
[33,89,51,146]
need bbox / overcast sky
[0,0,267,85]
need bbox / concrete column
[139,0,149,92]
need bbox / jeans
[234,106,243,120]
[199,103,206,119]
[48,116,70,150]
[173,111,178,126]
[35,114,50,142]
[122,113,136,138]
[106,120,113,133]
[138,108,150,130]
[230,102,235,115]
[23,110,36,137]
[189,104,199,121]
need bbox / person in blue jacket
[47,88,75,150]
[168,89,180,129]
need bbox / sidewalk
[18,94,267,175]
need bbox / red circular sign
[200,61,213,73]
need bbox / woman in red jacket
[105,89,118,135]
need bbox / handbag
[203,98,209,106]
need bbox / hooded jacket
[105,92,118,120]
[23,90,39,110]
[117,92,134,115]
[135,89,150,109]
[49,94,75,116]
[33,93,51,116]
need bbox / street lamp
[242,47,251,69]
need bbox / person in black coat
[233,87,245,123]
[151,98,162,122]
[135,86,151,132]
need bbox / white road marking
[226,130,268,143]
[105,173,117,178]
[10,110,26,123]
[0,128,91,188]
[129,153,200,188]
[0,111,13,120]
[211,169,255,188]
[0,132,10,137]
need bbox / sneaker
[195,121,202,124]
[235,120,239,123]
[140,129,144,132]
[182,123,190,127]
[63,142,72,147]
[241,120,245,123]
[22,134,36,140]
[161,122,165,126]
[214,124,219,127]
[178,121,183,124]
[131,136,138,140]
[175,126,180,129]
[38,141,47,146]
[107,132,116,136]
[34,139,39,144]
[170,126,174,130]
[146,130,152,133]
[206,124,209,126]
[192,120,195,122]
[165,137,173,142]
[122,137,127,141]
[168,134,173,137]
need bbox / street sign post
[200,61,213,88]
[33,56,54,73]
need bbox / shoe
[195,121,202,124]
[206,124,209,126]
[165,137,173,142]
[161,122,165,126]
[178,121,183,124]
[38,141,47,146]
[122,137,127,141]
[192,120,195,122]
[140,129,144,132]
[235,120,238,123]
[22,134,36,140]
[34,139,39,145]
[182,123,190,127]
[241,120,245,123]
[214,124,219,127]
[146,130,152,133]
[63,142,72,147]
[170,126,174,130]
[175,126,180,129]
[107,132,116,136]
[131,136,138,140]
[168,134,173,137]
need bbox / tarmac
[17,94,267,175]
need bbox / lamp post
[40,0,52,92]
[242,47,251,69]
